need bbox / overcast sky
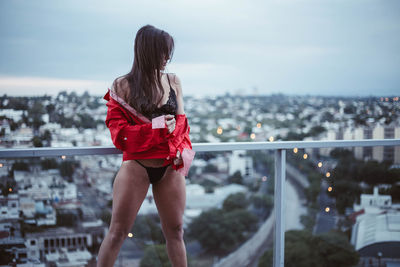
[0,0,399,97]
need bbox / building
[25,227,95,264]
[228,150,254,181]
[184,183,248,226]
[351,187,400,266]
[0,194,19,220]
[0,236,29,264]
[351,213,400,264]
[313,124,400,164]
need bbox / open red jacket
[103,88,195,176]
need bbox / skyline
[0,0,399,97]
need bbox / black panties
[135,160,169,184]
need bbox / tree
[0,248,13,265]
[344,104,356,114]
[0,179,16,196]
[131,215,165,244]
[41,158,59,169]
[32,136,43,147]
[222,192,248,212]
[29,101,45,130]
[304,173,321,204]
[284,131,305,141]
[228,170,243,184]
[330,148,353,160]
[12,160,29,171]
[188,208,257,254]
[46,103,55,114]
[258,249,273,267]
[100,210,111,226]
[140,244,171,267]
[258,230,359,267]
[41,129,52,143]
[321,111,334,122]
[329,180,361,214]
[78,113,97,129]
[203,164,218,173]
[250,194,273,218]
[300,213,316,232]
[59,160,76,179]
[358,160,390,185]
[308,125,326,137]
[389,184,400,202]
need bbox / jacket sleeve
[105,101,168,153]
[166,114,191,159]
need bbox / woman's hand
[165,114,176,134]
[174,150,183,165]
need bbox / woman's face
[161,55,170,71]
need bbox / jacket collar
[105,88,151,124]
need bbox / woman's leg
[152,167,187,267]
[97,161,150,267]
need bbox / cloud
[0,0,399,96]
[0,76,109,96]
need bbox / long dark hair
[114,25,174,118]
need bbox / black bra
[152,74,177,118]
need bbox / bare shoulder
[168,73,183,96]
[112,76,130,100]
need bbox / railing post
[274,149,286,267]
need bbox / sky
[0,0,399,97]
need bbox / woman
[97,25,194,267]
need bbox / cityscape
[0,91,399,266]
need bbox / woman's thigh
[152,167,186,226]
[109,160,150,232]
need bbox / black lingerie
[151,74,177,118]
[135,160,169,184]
[139,74,177,184]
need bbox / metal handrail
[0,139,399,158]
[0,138,399,267]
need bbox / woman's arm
[171,74,185,115]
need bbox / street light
[377,252,382,267]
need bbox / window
[364,128,373,139]
[384,128,394,139]
[30,240,36,246]
[384,147,394,162]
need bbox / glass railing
[0,139,399,267]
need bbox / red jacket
[103,88,195,176]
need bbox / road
[215,178,307,267]
[313,179,337,234]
